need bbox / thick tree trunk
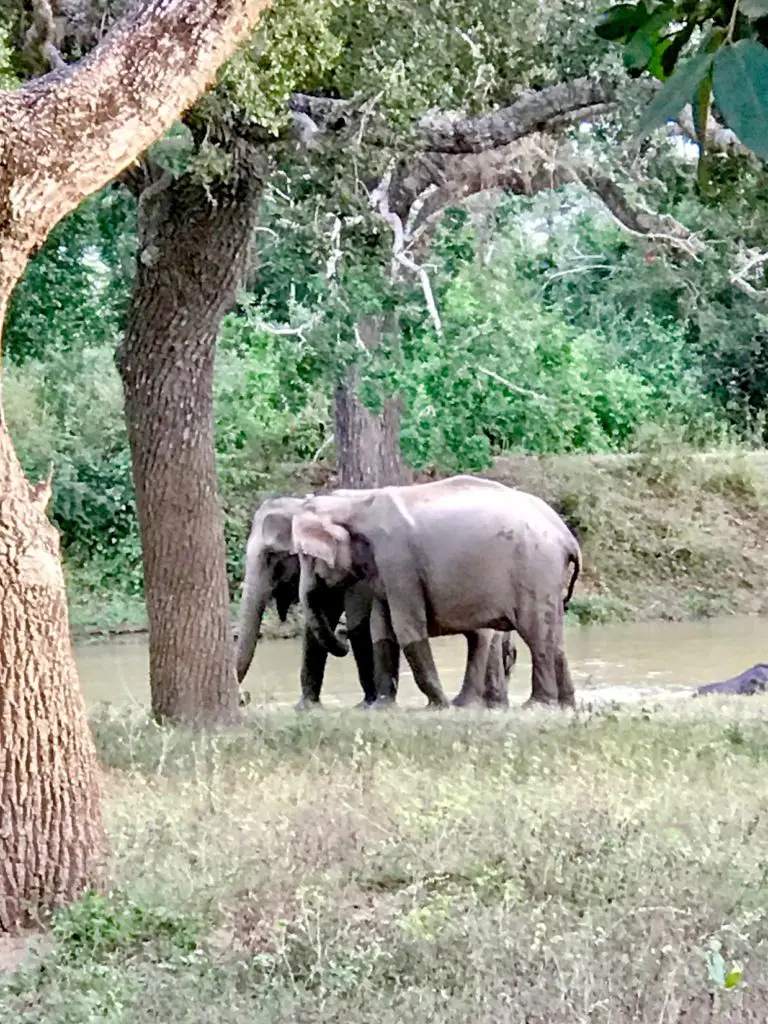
[0,0,271,935]
[116,159,264,727]
[0,418,104,931]
[334,315,412,488]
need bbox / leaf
[635,51,715,139]
[648,37,674,80]
[624,28,656,70]
[724,965,743,989]
[741,0,768,18]
[595,2,649,41]
[713,39,768,160]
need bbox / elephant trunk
[300,575,349,659]
[235,582,268,683]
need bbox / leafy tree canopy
[595,0,768,167]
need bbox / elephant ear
[292,512,351,570]
[260,509,293,552]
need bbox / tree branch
[23,0,67,72]
[291,78,616,156]
[0,0,272,298]
[417,78,616,153]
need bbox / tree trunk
[0,0,272,936]
[334,315,412,488]
[0,419,104,931]
[116,158,264,728]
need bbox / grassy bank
[3,703,768,1020]
[66,447,768,637]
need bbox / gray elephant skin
[291,475,581,710]
[235,492,517,710]
[694,663,768,697]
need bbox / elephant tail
[563,545,581,613]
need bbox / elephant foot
[294,696,323,712]
[451,691,485,709]
[366,695,397,711]
[425,698,450,711]
[521,695,559,711]
[239,689,252,708]
[484,698,510,712]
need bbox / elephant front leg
[348,623,378,707]
[296,591,343,710]
[295,628,330,710]
[483,631,514,710]
[368,598,400,708]
[452,630,493,708]
[401,640,449,709]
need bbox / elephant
[693,663,768,697]
[291,474,581,710]
[235,492,517,710]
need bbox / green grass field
[3,700,768,1022]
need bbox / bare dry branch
[370,169,443,336]
[729,250,768,298]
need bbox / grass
[4,701,768,1021]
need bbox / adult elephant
[291,475,580,709]
[236,493,517,710]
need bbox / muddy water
[74,615,767,710]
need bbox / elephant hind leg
[482,631,513,709]
[452,630,494,708]
[523,649,559,707]
[555,648,576,709]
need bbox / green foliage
[50,891,199,964]
[3,188,135,364]
[4,345,142,588]
[0,23,18,87]
[198,0,345,135]
[596,0,768,164]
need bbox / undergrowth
[4,703,768,1021]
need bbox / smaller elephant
[693,663,768,697]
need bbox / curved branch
[0,0,272,286]
[417,78,616,153]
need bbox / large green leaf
[595,2,649,41]
[713,39,768,160]
[624,27,656,70]
[635,50,715,139]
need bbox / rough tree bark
[334,316,412,488]
[0,0,272,930]
[117,155,265,727]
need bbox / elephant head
[292,497,382,654]
[235,496,354,683]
